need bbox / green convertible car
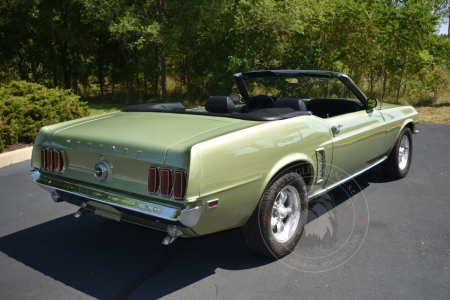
[31,70,418,258]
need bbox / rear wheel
[381,127,413,179]
[242,172,308,258]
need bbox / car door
[324,108,386,187]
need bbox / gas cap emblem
[94,162,108,181]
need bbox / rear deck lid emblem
[94,162,108,181]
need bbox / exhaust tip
[74,208,85,218]
[74,202,88,218]
[162,225,183,245]
[51,191,63,203]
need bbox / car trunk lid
[50,112,245,163]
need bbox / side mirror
[367,98,378,109]
[229,93,243,103]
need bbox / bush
[0,81,89,153]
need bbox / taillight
[148,167,160,194]
[160,169,173,197]
[148,166,186,199]
[174,171,186,199]
[47,149,54,170]
[40,148,65,173]
[54,150,65,173]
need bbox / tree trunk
[186,54,191,97]
[135,51,140,98]
[180,53,185,86]
[160,46,167,100]
[73,75,78,94]
[154,46,159,96]
[61,5,71,89]
[157,0,167,100]
[144,69,148,97]
[244,29,248,55]
[396,52,408,103]
[48,38,58,87]
[17,54,27,81]
[97,54,104,97]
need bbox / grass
[416,104,450,124]
[87,103,127,116]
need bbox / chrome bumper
[30,170,201,227]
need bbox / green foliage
[0,0,449,105]
[0,81,89,152]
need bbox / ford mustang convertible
[31,70,418,258]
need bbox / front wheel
[242,172,308,258]
[381,127,413,179]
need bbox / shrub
[0,81,89,153]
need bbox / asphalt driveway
[0,123,449,299]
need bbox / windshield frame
[233,70,369,109]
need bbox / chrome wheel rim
[398,135,410,170]
[271,185,301,242]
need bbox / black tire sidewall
[394,128,413,177]
[258,172,308,258]
[381,127,413,179]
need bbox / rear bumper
[30,169,201,228]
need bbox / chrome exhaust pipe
[74,202,88,219]
[162,225,183,245]
[51,191,63,203]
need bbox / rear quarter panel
[185,115,332,235]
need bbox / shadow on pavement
[0,165,385,299]
[0,211,272,299]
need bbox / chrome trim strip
[315,148,326,183]
[308,156,387,200]
[30,170,201,226]
[59,150,66,173]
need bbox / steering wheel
[245,95,274,111]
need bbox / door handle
[331,124,343,137]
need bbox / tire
[242,172,308,258]
[381,127,413,179]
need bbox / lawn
[416,105,450,124]
[87,103,127,116]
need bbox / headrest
[205,96,235,113]
[273,98,307,111]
